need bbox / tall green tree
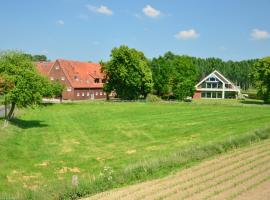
[171,56,198,100]
[250,57,270,103]
[150,55,173,96]
[0,51,54,120]
[101,45,153,100]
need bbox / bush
[146,94,162,102]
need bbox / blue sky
[0,0,269,62]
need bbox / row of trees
[102,45,269,103]
[23,54,48,62]
[0,51,63,121]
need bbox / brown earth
[84,140,270,200]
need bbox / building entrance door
[90,93,94,100]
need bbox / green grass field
[0,100,270,198]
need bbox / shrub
[146,94,162,102]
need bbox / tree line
[102,46,262,101]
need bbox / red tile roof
[36,61,54,76]
[36,59,104,89]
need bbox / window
[96,92,98,96]
[212,92,217,98]
[94,78,100,83]
[50,77,54,81]
[67,87,72,92]
[201,82,206,88]
[77,92,80,97]
[207,92,211,98]
[61,77,65,81]
[201,92,206,98]
[218,83,222,88]
[212,83,217,88]
[100,92,103,96]
[87,92,90,96]
[55,65,60,70]
[210,77,216,82]
[82,92,85,96]
[207,83,211,88]
[217,92,222,98]
[102,79,106,83]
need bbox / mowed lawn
[0,101,270,196]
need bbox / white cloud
[251,28,270,40]
[56,20,65,25]
[142,5,161,18]
[174,29,199,40]
[87,5,113,16]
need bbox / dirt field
[85,139,270,200]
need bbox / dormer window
[94,78,100,83]
[55,65,60,70]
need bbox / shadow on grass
[240,100,266,105]
[10,118,48,129]
[40,103,55,107]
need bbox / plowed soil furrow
[146,150,270,200]
[126,147,270,200]
[212,173,270,200]
[235,177,270,200]
[113,143,270,200]
[179,157,270,200]
[84,140,270,200]
[89,142,269,200]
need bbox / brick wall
[193,91,201,99]
[73,88,106,100]
[48,61,75,100]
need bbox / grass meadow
[0,100,270,199]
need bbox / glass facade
[201,92,222,99]
[201,81,222,89]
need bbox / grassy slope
[0,100,270,197]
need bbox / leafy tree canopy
[0,51,56,120]
[23,53,48,62]
[171,56,198,100]
[101,45,153,100]
[250,57,270,103]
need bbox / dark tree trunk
[4,97,7,119]
[106,93,110,101]
[60,95,63,103]
[7,102,15,120]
